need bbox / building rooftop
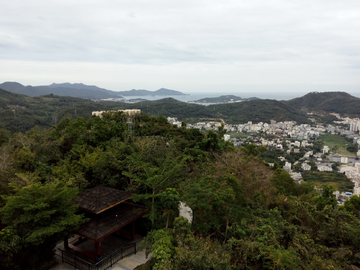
[76,202,148,241]
[74,186,133,214]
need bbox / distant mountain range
[0,82,185,99]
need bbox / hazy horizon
[2,80,360,101]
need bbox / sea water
[123,92,360,103]
[123,92,304,102]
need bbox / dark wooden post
[131,221,136,241]
[64,236,69,249]
[95,241,101,255]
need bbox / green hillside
[212,99,310,123]
[286,91,360,117]
[2,89,360,134]
[116,98,311,124]
[0,89,312,133]
[0,89,115,133]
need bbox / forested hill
[123,98,311,124]
[2,89,360,134]
[0,89,310,133]
[285,91,360,117]
[0,88,116,132]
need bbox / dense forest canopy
[1,111,360,269]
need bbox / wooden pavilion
[64,186,149,259]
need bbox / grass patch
[228,132,251,139]
[319,133,355,156]
[302,171,354,192]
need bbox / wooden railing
[58,243,137,270]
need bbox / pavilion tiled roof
[74,186,133,214]
[75,202,149,241]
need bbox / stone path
[111,250,150,270]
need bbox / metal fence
[58,243,137,270]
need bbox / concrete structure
[340,165,359,179]
[317,165,332,172]
[283,162,292,173]
[353,182,360,196]
[172,121,182,128]
[120,109,141,116]
[92,109,141,118]
[223,134,230,141]
[323,145,330,154]
[301,163,311,171]
[290,172,302,184]
[341,156,349,164]
[350,120,360,132]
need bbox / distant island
[0,82,185,100]
[193,95,259,103]
[125,98,148,103]
[118,88,185,96]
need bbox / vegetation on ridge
[1,112,360,269]
[287,91,360,117]
[2,89,360,135]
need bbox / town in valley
[167,113,360,205]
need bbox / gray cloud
[1,0,360,92]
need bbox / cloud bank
[1,0,360,93]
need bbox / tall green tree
[159,188,180,228]
[315,184,337,210]
[0,128,10,146]
[0,182,86,270]
[123,138,185,226]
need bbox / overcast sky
[1,0,360,94]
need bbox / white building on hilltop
[92,109,141,118]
